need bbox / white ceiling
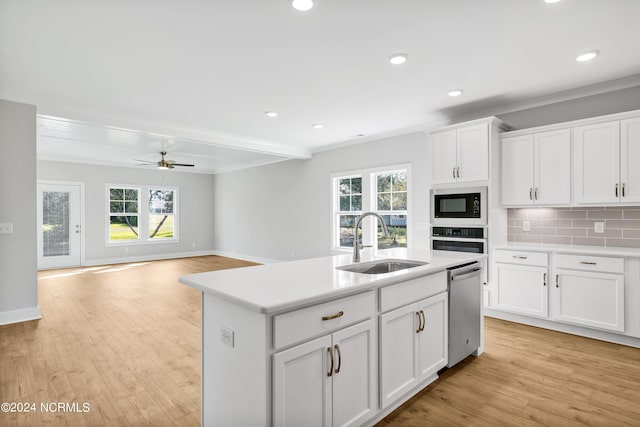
[2,0,640,173]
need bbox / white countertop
[179,248,485,314]
[492,241,640,257]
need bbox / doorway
[37,182,84,269]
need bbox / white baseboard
[209,250,282,265]
[80,250,220,267]
[0,305,42,326]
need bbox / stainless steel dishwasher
[447,261,482,368]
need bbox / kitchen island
[180,248,486,427]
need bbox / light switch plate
[0,223,14,234]
[221,327,234,348]
[522,220,531,232]
[594,222,605,233]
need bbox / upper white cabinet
[501,129,571,206]
[574,117,640,205]
[430,123,489,184]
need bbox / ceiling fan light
[291,0,314,11]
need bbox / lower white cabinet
[273,319,376,427]
[494,262,548,318]
[554,269,625,332]
[379,292,447,408]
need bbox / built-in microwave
[430,186,487,226]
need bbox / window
[109,187,140,241]
[374,170,407,249]
[107,185,178,244]
[332,165,410,251]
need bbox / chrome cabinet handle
[322,311,344,321]
[456,167,460,178]
[419,310,426,332]
[529,188,533,200]
[580,261,597,265]
[555,274,559,288]
[616,183,619,197]
[622,183,626,197]
[334,345,341,374]
[543,272,547,287]
[327,347,334,377]
[416,312,421,333]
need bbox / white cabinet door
[417,292,448,381]
[332,319,376,427]
[573,121,620,204]
[379,303,419,408]
[501,135,534,205]
[620,117,640,204]
[430,129,458,184]
[494,263,548,318]
[535,129,571,205]
[273,335,332,427]
[457,123,489,182]
[554,269,625,332]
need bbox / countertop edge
[491,242,640,257]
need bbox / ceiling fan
[135,151,195,169]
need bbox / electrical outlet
[594,222,605,233]
[522,220,531,232]
[221,327,234,347]
[0,223,14,234]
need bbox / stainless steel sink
[336,259,428,275]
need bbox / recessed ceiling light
[544,0,561,3]
[389,53,408,65]
[312,124,323,129]
[265,111,278,118]
[291,0,315,11]
[448,89,464,97]
[576,50,599,62]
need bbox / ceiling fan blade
[172,163,195,167]
[134,159,157,165]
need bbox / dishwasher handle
[450,267,481,281]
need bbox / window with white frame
[107,185,178,243]
[332,165,409,251]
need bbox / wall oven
[431,226,487,285]
[430,186,487,226]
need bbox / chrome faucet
[352,212,390,262]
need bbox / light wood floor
[1,256,639,426]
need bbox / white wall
[0,99,39,325]
[38,160,216,265]
[212,87,640,262]
[212,132,431,261]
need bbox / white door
[417,292,447,381]
[494,264,548,318]
[620,117,640,203]
[457,123,489,183]
[535,129,571,205]
[501,134,534,205]
[573,121,620,204]
[273,335,332,427]
[379,303,419,408]
[332,319,376,427]
[37,183,82,269]
[430,129,458,184]
[554,269,624,332]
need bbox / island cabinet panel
[273,291,375,350]
[379,292,448,409]
[273,319,376,427]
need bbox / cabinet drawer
[380,271,447,313]
[555,253,624,273]
[273,291,375,350]
[494,249,548,266]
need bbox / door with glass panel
[37,183,82,269]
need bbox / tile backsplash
[507,207,640,248]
